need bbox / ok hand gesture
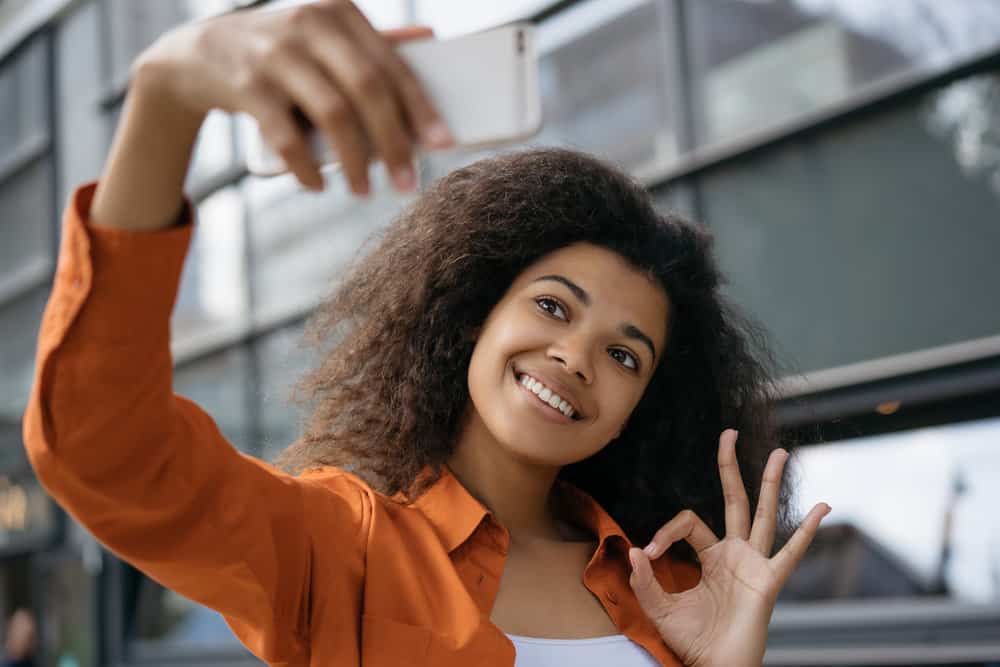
[628,429,830,667]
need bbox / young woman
[23,2,830,665]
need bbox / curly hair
[277,147,794,564]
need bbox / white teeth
[517,373,579,420]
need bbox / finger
[748,447,789,555]
[643,509,719,560]
[771,502,831,586]
[382,25,435,42]
[263,46,371,196]
[628,547,671,623]
[246,87,323,191]
[343,11,454,149]
[304,8,417,191]
[718,429,750,540]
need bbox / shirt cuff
[42,181,195,349]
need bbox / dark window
[698,71,1000,376]
[0,37,49,159]
[0,287,49,424]
[0,158,56,301]
[534,0,677,174]
[173,345,254,454]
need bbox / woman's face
[466,242,670,466]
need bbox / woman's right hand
[136,0,453,194]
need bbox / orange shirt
[23,182,700,666]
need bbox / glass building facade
[1,0,999,665]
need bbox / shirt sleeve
[21,182,368,664]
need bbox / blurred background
[1,0,1000,665]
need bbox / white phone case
[243,23,543,177]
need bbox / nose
[548,334,593,384]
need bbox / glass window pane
[171,187,249,353]
[254,322,315,463]
[245,164,416,328]
[56,1,110,210]
[781,416,1000,603]
[184,110,239,194]
[172,345,253,454]
[699,71,1000,375]
[0,158,55,300]
[534,0,677,175]
[652,180,698,222]
[0,37,48,157]
[43,558,98,667]
[687,0,1000,146]
[104,0,194,86]
[129,577,242,647]
[0,287,49,424]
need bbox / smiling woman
[22,2,827,664]
[279,148,789,565]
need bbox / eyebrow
[532,274,658,362]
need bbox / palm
[627,430,830,667]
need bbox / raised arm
[23,1,451,662]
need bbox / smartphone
[243,23,543,177]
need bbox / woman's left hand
[628,429,830,667]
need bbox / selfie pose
[23,2,829,666]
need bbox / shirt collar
[397,462,686,596]
[407,462,634,556]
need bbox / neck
[446,405,569,546]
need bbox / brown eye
[535,297,568,320]
[609,347,639,371]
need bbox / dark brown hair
[277,147,793,563]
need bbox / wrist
[130,24,213,122]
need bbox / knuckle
[260,33,297,61]
[287,3,320,26]
[234,68,267,95]
[351,65,385,99]
[316,97,351,126]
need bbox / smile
[514,371,581,421]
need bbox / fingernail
[422,121,454,149]
[628,549,639,571]
[643,543,657,557]
[393,165,415,191]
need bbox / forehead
[510,242,670,344]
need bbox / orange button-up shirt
[23,183,700,666]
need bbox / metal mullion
[45,25,60,270]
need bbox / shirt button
[605,591,619,605]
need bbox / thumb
[382,25,434,44]
[628,547,669,617]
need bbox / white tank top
[506,633,661,666]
